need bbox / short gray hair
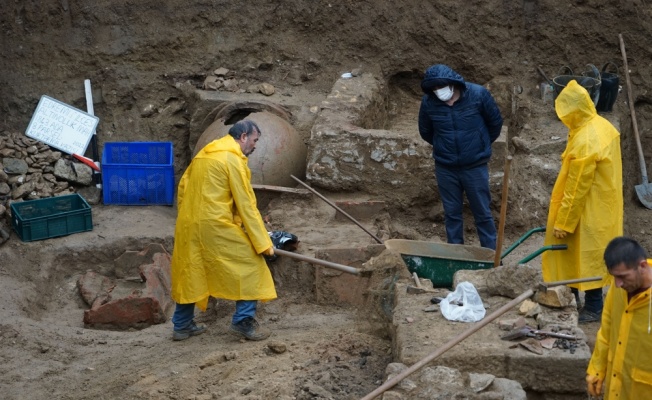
[228,120,260,140]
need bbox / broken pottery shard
[540,337,557,349]
[518,338,544,355]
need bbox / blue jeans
[171,300,258,331]
[232,300,257,324]
[435,163,496,250]
[172,303,196,331]
[572,288,604,314]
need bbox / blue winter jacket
[418,64,503,168]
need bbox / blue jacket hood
[421,64,466,94]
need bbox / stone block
[536,308,578,330]
[306,74,435,204]
[469,373,495,392]
[498,316,527,331]
[518,299,541,317]
[486,264,541,299]
[80,249,173,329]
[535,285,575,308]
[77,271,115,306]
[453,269,492,297]
[391,282,591,395]
[419,366,463,387]
[314,245,385,306]
[504,343,590,393]
[489,378,527,400]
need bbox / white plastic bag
[440,281,486,322]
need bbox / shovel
[620,34,652,208]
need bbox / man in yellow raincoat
[586,236,652,399]
[542,80,623,323]
[170,120,276,341]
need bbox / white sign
[25,95,99,155]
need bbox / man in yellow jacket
[170,120,276,341]
[586,236,652,399]
[542,80,623,323]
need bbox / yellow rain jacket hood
[542,80,623,291]
[171,135,276,311]
[587,280,652,398]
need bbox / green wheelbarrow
[384,226,566,288]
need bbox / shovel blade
[501,327,531,341]
[635,183,652,209]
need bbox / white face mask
[434,85,454,102]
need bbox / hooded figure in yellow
[170,120,276,342]
[542,80,623,323]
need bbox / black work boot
[172,322,207,341]
[578,309,601,323]
[229,317,271,341]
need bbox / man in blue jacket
[418,64,504,249]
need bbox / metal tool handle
[290,175,384,244]
[517,244,567,264]
[500,226,546,259]
[534,330,577,340]
[536,66,554,86]
[541,276,602,289]
[274,248,361,275]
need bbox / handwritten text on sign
[25,95,99,156]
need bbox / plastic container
[540,82,555,103]
[102,142,175,206]
[553,66,601,106]
[11,194,93,242]
[596,62,620,113]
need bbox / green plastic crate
[10,194,93,242]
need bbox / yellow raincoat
[542,80,623,291]
[170,135,276,311]
[587,279,652,399]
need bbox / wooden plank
[251,184,310,195]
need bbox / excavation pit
[0,66,626,400]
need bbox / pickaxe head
[537,282,549,293]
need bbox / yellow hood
[555,79,597,131]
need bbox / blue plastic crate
[11,194,93,242]
[101,142,175,205]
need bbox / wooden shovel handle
[494,156,512,267]
[274,248,361,275]
[619,33,649,183]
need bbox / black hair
[603,236,648,271]
[228,120,260,140]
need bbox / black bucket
[595,62,620,113]
[553,66,601,107]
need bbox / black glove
[268,231,299,251]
